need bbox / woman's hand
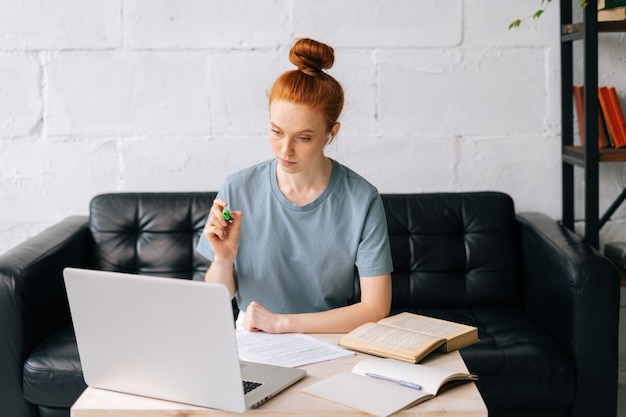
[203,199,242,263]
[243,302,286,334]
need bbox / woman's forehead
[270,100,326,131]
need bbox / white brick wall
[124,0,291,49]
[0,53,41,135]
[3,0,624,251]
[0,1,620,240]
[0,0,121,49]
[47,52,212,136]
[292,0,463,47]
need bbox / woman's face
[269,100,337,175]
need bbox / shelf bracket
[600,188,626,229]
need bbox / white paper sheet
[236,331,354,368]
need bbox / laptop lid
[63,267,306,412]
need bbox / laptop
[63,267,306,412]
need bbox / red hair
[269,39,344,131]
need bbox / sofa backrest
[90,191,521,310]
[381,192,521,309]
[90,193,215,281]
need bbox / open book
[302,357,477,417]
[339,312,478,363]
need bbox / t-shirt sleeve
[355,193,394,277]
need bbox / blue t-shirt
[197,159,393,314]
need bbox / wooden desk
[70,334,487,417]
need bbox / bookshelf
[560,0,626,249]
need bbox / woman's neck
[276,157,333,206]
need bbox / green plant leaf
[511,0,584,29]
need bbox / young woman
[197,38,393,334]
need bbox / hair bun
[289,38,335,76]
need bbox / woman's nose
[282,138,294,156]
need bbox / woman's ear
[327,122,341,144]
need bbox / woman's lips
[279,159,296,168]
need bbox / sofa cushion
[89,192,215,279]
[23,326,86,408]
[382,192,521,309]
[415,307,576,412]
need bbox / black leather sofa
[0,191,619,417]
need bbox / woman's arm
[204,258,238,299]
[203,199,241,298]
[243,273,392,333]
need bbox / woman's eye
[271,129,281,135]
[298,136,311,142]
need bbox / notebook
[63,267,306,412]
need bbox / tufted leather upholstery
[383,193,521,309]
[88,192,214,280]
[0,191,619,417]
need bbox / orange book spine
[608,87,626,147]
[599,87,624,148]
[574,86,586,145]
[573,85,609,147]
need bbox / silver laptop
[63,267,306,412]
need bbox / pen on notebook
[365,373,422,390]
[222,208,233,223]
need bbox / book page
[351,358,476,395]
[340,323,445,358]
[302,372,430,417]
[380,313,470,338]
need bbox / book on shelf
[598,0,626,10]
[598,6,626,21]
[573,85,610,147]
[599,86,626,148]
[338,312,478,364]
[608,87,626,145]
[302,357,477,417]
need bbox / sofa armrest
[517,212,619,417]
[0,216,90,417]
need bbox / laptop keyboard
[243,380,263,394]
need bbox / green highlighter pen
[222,208,233,223]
